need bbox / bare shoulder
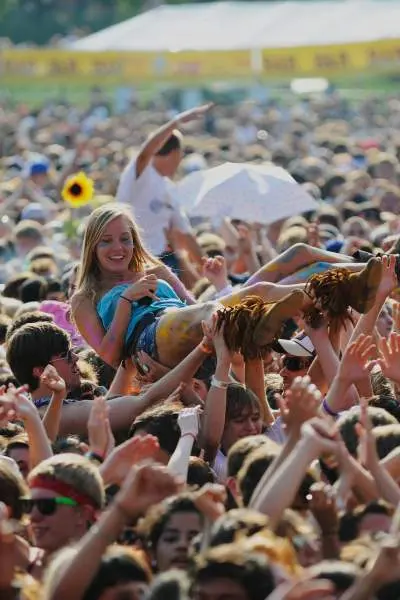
[70,291,93,316]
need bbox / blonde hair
[28,453,105,509]
[77,204,159,301]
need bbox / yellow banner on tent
[0,48,251,82]
[261,38,400,77]
[0,38,399,83]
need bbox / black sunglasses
[51,349,74,364]
[20,496,77,516]
[282,356,313,372]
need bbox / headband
[29,475,99,509]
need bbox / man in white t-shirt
[116,104,210,268]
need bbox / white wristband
[210,375,230,390]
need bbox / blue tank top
[96,279,185,344]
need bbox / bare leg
[156,302,217,367]
[246,243,353,285]
[278,261,363,285]
[156,283,305,367]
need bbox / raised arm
[168,407,200,481]
[134,104,212,179]
[250,418,338,529]
[39,365,67,442]
[198,318,231,464]
[0,386,52,470]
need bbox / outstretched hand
[377,254,397,300]
[100,434,160,486]
[371,332,400,385]
[0,384,37,423]
[338,334,376,383]
[116,462,183,519]
[278,375,321,437]
[177,103,213,124]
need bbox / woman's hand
[124,274,159,302]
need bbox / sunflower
[62,172,94,208]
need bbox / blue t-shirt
[96,279,185,344]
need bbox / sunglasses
[20,496,77,516]
[51,349,74,364]
[282,356,313,372]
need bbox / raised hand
[377,254,397,300]
[338,334,376,383]
[124,274,159,302]
[116,462,183,519]
[307,482,338,536]
[177,103,213,124]
[372,332,400,385]
[193,483,226,522]
[278,376,321,436]
[237,224,255,256]
[306,223,322,249]
[88,396,115,459]
[202,255,229,291]
[40,364,66,395]
[0,384,36,422]
[300,418,338,456]
[100,434,160,486]
[202,313,230,363]
[177,406,201,439]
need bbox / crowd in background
[1,91,400,599]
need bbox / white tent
[72,1,400,52]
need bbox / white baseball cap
[278,332,315,357]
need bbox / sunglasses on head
[282,356,313,372]
[20,496,77,516]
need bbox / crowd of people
[1,90,400,599]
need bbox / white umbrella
[175,162,318,224]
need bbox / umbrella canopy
[175,162,318,224]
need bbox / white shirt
[116,158,191,256]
